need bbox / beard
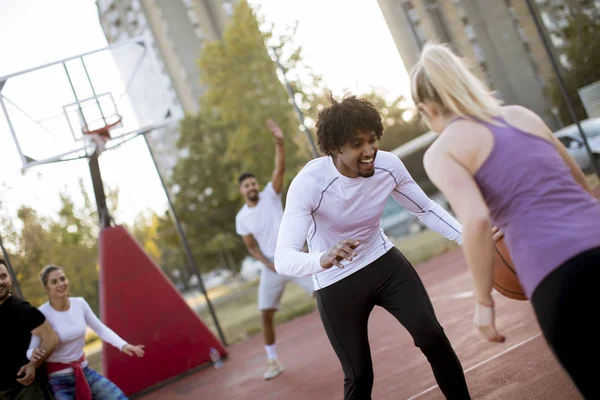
[247,190,259,202]
[0,284,10,302]
[357,168,375,178]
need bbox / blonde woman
[411,42,600,398]
[28,265,145,400]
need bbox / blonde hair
[410,42,501,124]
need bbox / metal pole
[524,0,600,177]
[142,134,228,347]
[270,48,319,159]
[88,152,112,229]
[0,34,149,83]
[0,235,23,299]
[0,91,28,169]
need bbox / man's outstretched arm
[267,119,285,194]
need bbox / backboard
[0,35,177,170]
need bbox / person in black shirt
[0,258,59,400]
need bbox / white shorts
[258,266,314,310]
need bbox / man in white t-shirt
[235,119,314,381]
[275,95,472,399]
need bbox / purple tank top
[463,116,600,298]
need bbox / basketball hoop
[82,114,123,154]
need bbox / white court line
[406,333,543,400]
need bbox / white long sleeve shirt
[274,151,462,289]
[28,297,127,375]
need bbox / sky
[0,0,410,228]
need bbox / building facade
[96,0,235,174]
[378,0,600,130]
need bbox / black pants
[531,246,600,400]
[0,373,54,400]
[316,248,470,400]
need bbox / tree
[167,115,247,274]
[549,13,600,125]
[167,0,320,273]
[360,90,426,152]
[131,211,163,263]
[197,0,312,191]
[3,181,105,311]
[46,191,99,312]
[12,206,51,306]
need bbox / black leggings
[531,246,600,400]
[316,248,470,400]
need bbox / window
[558,136,581,149]
[559,53,571,69]
[540,11,557,31]
[472,43,485,63]
[194,27,205,40]
[223,1,234,16]
[465,25,476,40]
[187,9,198,25]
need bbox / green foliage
[197,0,311,189]
[4,180,105,312]
[165,0,317,274]
[549,13,600,125]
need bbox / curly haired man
[274,95,471,399]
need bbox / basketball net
[87,130,110,154]
[82,115,122,155]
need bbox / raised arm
[242,234,276,272]
[266,119,286,194]
[274,177,324,277]
[390,158,463,244]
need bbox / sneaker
[263,359,284,380]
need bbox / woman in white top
[28,265,145,400]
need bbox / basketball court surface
[137,248,582,400]
[1,35,589,400]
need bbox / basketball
[492,238,527,301]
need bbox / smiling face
[0,263,11,304]
[44,268,69,301]
[240,176,260,204]
[333,130,379,178]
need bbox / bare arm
[267,119,285,194]
[242,234,276,271]
[424,151,495,305]
[29,320,59,367]
[18,320,59,386]
[424,149,505,343]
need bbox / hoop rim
[82,114,123,136]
